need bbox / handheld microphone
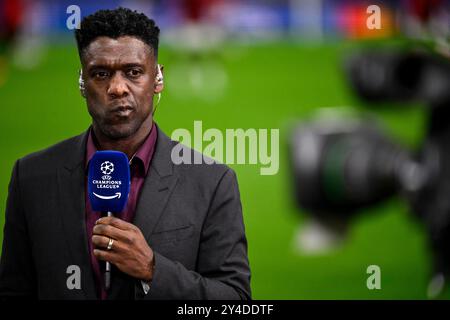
[88,151,130,291]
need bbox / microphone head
[88,151,130,212]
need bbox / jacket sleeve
[137,168,251,300]
[0,160,37,299]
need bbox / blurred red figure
[0,0,25,86]
[181,0,221,22]
[0,0,24,48]
[406,0,444,22]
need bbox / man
[0,7,251,300]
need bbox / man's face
[81,36,160,140]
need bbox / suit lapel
[57,130,97,299]
[133,126,179,242]
[109,166,178,299]
[108,127,178,299]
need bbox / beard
[89,105,152,141]
[95,119,142,140]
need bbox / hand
[92,217,154,282]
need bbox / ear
[154,64,164,94]
[79,69,86,98]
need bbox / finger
[93,249,117,264]
[96,216,136,231]
[92,235,112,250]
[92,223,129,242]
[92,235,128,254]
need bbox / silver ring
[107,238,114,251]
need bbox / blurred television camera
[288,46,450,297]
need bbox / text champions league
[92,178,122,189]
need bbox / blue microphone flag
[88,150,130,212]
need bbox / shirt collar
[85,122,157,176]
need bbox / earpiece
[156,64,164,85]
[153,64,164,115]
[79,70,86,98]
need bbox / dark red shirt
[84,122,158,299]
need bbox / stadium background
[1,0,449,299]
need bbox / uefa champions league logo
[100,161,114,180]
[91,160,122,199]
[101,161,114,175]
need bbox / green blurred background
[2,39,446,299]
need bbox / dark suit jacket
[0,126,251,299]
